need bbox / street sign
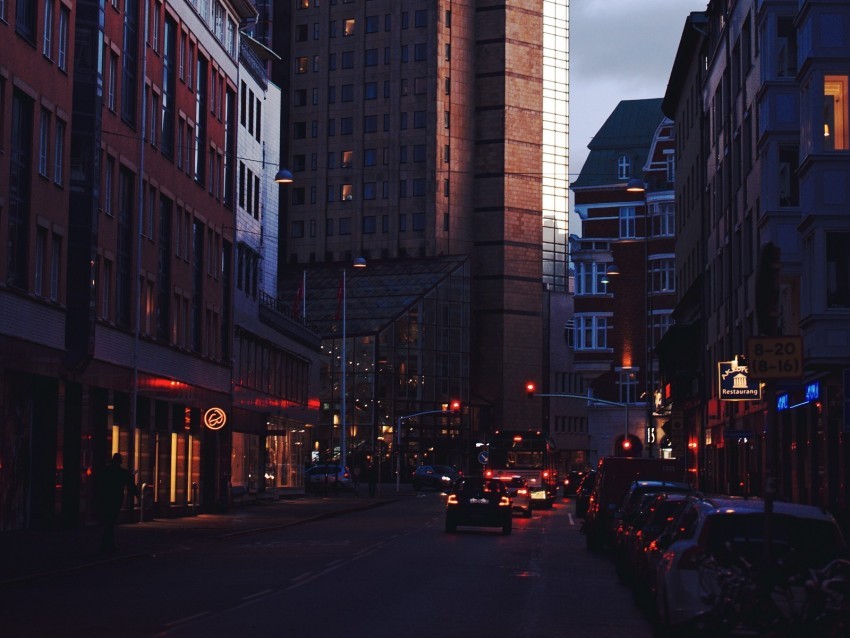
[718,360,762,401]
[746,336,804,380]
[478,450,489,465]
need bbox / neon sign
[204,407,227,430]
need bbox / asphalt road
[3,493,654,638]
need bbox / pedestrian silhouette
[368,462,378,497]
[352,465,362,497]
[96,453,138,553]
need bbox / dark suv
[445,477,512,534]
[412,464,459,491]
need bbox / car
[503,476,533,517]
[625,492,696,603]
[612,480,695,576]
[653,496,847,634]
[445,476,513,534]
[574,470,597,518]
[304,464,353,493]
[563,470,588,497]
[583,456,687,552]
[411,464,459,491]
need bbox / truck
[582,456,688,551]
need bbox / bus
[484,430,559,508]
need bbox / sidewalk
[0,483,415,588]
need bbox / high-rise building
[264,1,571,463]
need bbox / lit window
[824,75,849,151]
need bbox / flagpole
[301,270,306,320]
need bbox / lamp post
[340,257,366,471]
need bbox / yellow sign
[746,336,803,380]
[204,407,227,430]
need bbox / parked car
[412,464,459,491]
[563,470,589,497]
[583,456,687,552]
[503,476,533,518]
[612,480,695,578]
[624,492,696,601]
[445,476,512,535]
[574,470,597,518]
[304,464,353,492]
[653,496,847,634]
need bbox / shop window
[827,232,850,308]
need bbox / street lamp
[274,167,294,183]
[340,257,367,471]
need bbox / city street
[3,493,653,637]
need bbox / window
[35,227,47,296]
[339,217,351,235]
[364,81,377,100]
[413,110,426,128]
[343,18,355,36]
[340,150,353,168]
[824,75,849,151]
[776,17,797,79]
[16,0,36,42]
[340,117,353,134]
[575,262,609,296]
[340,184,353,201]
[108,54,117,111]
[362,216,376,233]
[619,206,636,239]
[363,148,377,166]
[295,56,308,73]
[341,51,354,69]
[42,0,53,59]
[414,77,427,95]
[294,88,307,107]
[104,156,115,215]
[341,84,353,102]
[364,48,378,66]
[291,220,305,238]
[827,232,850,308]
[414,9,427,27]
[39,108,50,177]
[363,115,377,133]
[291,188,305,205]
[573,315,609,350]
[778,145,799,206]
[413,145,426,162]
[57,5,68,70]
[412,212,425,231]
[413,178,425,196]
[365,15,379,33]
[53,119,64,185]
[648,257,675,293]
[649,202,675,237]
[293,122,306,139]
[665,152,675,182]
[414,43,426,61]
[363,182,376,200]
[617,155,630,179]
[618,370,638,404]
[295,24,308,41]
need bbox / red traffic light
[449,399,461,412]
[621,438,632,450]
[525,382,537,398]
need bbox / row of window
[295,3,447,31]
[293,109,449,139]
[290,212,427,239]
[566,313,674,352]
[292,144,451,174]
[290,177,437,206]
[575,260,675,296]
[295,41,431,74]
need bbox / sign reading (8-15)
[746,336,803,379]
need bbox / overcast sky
[569,0,706,178]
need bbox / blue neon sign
[777,393,789,411]
[805,382,820,402]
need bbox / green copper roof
[571,98,665,190]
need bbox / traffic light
[449,399,461,413]
[526,381,537,398]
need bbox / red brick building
[570,99,676,466]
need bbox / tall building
[570,98,675,467]
[0,0,320,531]
[265,1,571,467]
[660,0,850,522]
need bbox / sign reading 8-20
[746,336,803,380]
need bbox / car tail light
[518,488,528,496]
[499,496,511,507]
[447,494,459,505]
[484,469,493,478]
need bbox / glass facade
[542,0,570,291]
